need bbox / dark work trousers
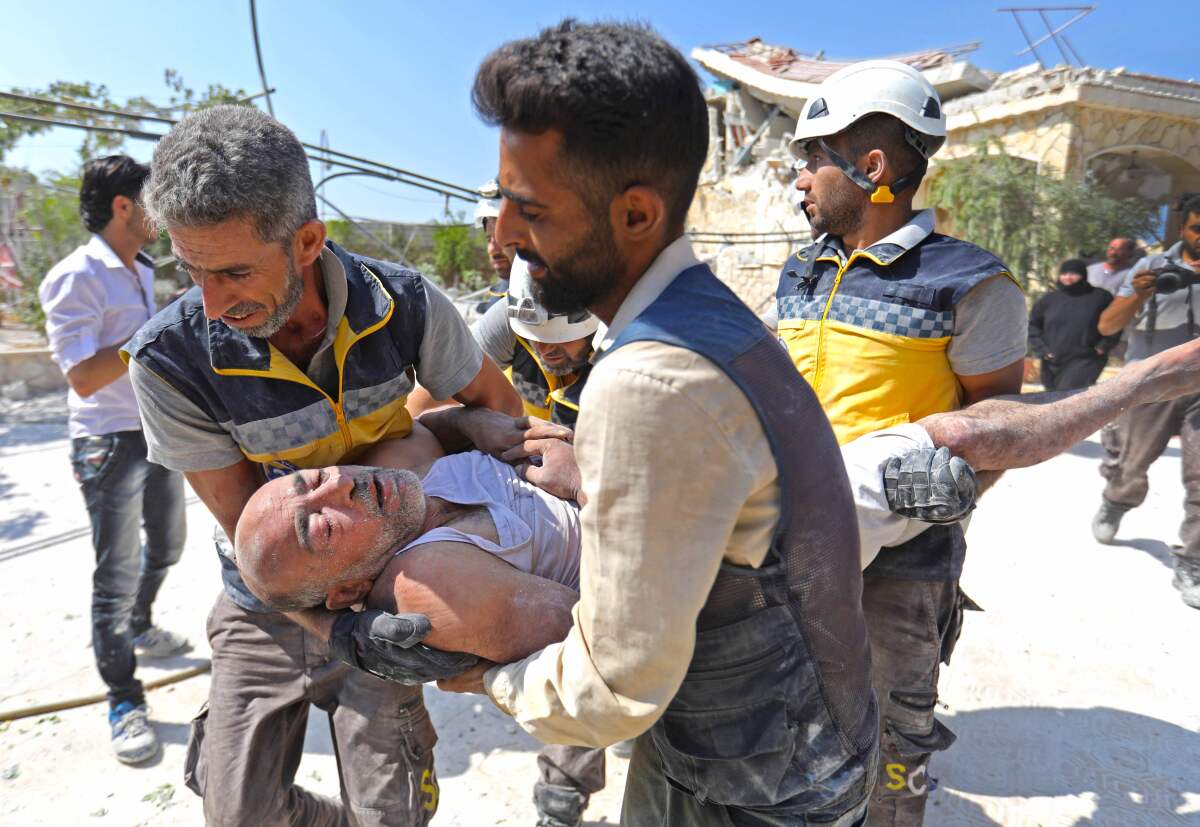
[1102,391,1200,564]
[621,735,869,827]
[70,430,186,709]
[1040,355,1106,391]
[536,743,606,801]
[185,591,439,827]
[861,578,966,827]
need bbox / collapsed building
[688,39,1200,311]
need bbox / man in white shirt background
[38,155,189,766]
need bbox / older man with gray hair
[123,104,520,826]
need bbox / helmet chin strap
[818,138,927,205]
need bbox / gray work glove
[884,446,977,524]
[329,610,479,685]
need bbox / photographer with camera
[1094,193,1200,609]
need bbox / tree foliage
[429,213,488,291]
[927,142,1162,296]
[0,71,242,327]
[0,71,247,164]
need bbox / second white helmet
[474,179,501,229]
[506,256,599,344]
[788,60,946,162]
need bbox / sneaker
[109,702,160,765]
[1091,500,1129,544]
[1172,558,1200,610]
[133,626,192,658]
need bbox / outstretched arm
[366,542,578,664]
[920,337,1200,472]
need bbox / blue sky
[1,0,1190,223]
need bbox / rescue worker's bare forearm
[185,459,263,543]
[920,338,1200,471]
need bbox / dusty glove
[884,446,977,524]
[329,610,479,685]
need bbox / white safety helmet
[506,256,599,344]
[474,179,501,229]
[788,60,946,203]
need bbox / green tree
[1,71,246,164]
[927,142,1161,296]
[1,169,89,326]
[0,72,245,327]
[428,213,487,292]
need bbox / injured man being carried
[234,331,1200,668]
[235,423,966,667]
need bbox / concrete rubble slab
[1,391,1196,825]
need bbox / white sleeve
[840,424,936,569]
[39,267,105,374]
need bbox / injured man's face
[235,466,429,611]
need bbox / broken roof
[701,38,979,83]
[692,39,993,112]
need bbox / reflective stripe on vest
[507,336,588,428]
[777,232,1017,445]
[124,240,426,473]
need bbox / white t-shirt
[397,428,934,585]
[397,451,582,589]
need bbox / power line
[0,109,476,203]
[0,90,479,201]
[0,111,163,140]
[248,0,275,116]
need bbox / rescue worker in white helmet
[474,179,512,313]
[764,60,1028,827]
[471,252,604,825]
[472,254,598,428]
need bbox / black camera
[1152,261,1200,294]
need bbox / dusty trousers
[1102,391,1200,563]
[184,592,438,827]
[861,578,968,827]
[535,744,606,823]
[621,735,868,826]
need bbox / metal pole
[0,111,163,140]
[0,90,176,123]
[1009,10,1045,67]
[248,0,275,116]
[1037,9,1074,64]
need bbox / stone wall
[0,348,67,398]
[689,161,810,314]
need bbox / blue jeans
[70,430,186,708]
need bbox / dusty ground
[1,391,1197,826]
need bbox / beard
[233,255,304,339]
[540,352,592,377]
[521,216,625,315]
[346,468,428,579]
[807,178,865,238]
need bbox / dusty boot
[1172,557,1200,609]
[1091,499,1130,544]
[533,781,586,827]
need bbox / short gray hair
[144,105,317,244]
